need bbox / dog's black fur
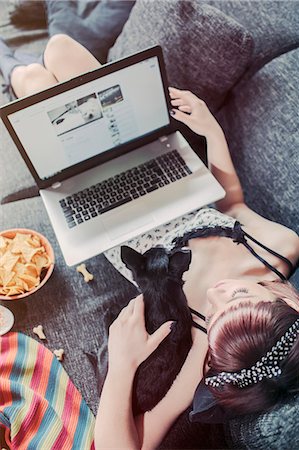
[121,245,193,415]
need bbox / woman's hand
[169,87,222,138]
[169,86,244,213]
[108,294,173,375]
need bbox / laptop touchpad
[102,203,154,241]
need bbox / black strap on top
[192,322,207,334]
[189,307,207,334]
[189,307,206,321]
[233,222,294,281]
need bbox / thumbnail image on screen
[98,85,124,108]
[47,93,103,136]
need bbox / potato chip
[0,252,19,273]
[0,231,53,297]
[28,236,42,248]
[20,244,43,264]
[0,268,16,286]
[10,232,30,253]
[0,236,7,249]
[32,253,51,271]
[19,273,39,288]
[24,263,39,278]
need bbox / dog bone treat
[76,263,94,282]
[54,348,64,361]
[33,325,46,340]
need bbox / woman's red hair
[205,281,299,415]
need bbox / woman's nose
[206,286,228,309]
[207,288,221,306]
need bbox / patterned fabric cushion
[217,48,299,233]
[108,0,253,111]
[0,332,95,449]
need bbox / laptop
[0,46,225,266]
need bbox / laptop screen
[7,55,170,181]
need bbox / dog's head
[121,245,191,287]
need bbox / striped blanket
[0,332,95,449]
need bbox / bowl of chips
[0,229,54,300]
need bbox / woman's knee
[18,63,45,82]
[44,34,78,68]
[18,63,56,95]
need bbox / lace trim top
[104,207,294,284]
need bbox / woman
[1,34,298,449]
[94,76,299,448]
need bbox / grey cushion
[0,121,37,204]
[227,394,299,449]
[205,0,299,74]
[218,48,299,233]
[108,0,253,111]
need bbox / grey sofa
[0,1,298,449]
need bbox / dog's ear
[121,246,145,272]
[169,249,191,278]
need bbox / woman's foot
[0,37,23,100]
[0,37,19,84]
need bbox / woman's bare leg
[44,34,101,81]
[10,34,101,98]
[11,64,58,98]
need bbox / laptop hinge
[159,135,168,143]
[52,182,62,189]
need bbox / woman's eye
[231,288,249,299]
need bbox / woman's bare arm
[95,367,139,449]
[137,329,208,450]
[169,87,243,212]
[169,88,299,266]
[94,295,172,449]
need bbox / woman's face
[205,279,295,328]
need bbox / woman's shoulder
[224,203,299,267]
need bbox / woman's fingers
[170,108,193,126]
[118,296,137,321]
[133,294,144,317]
[170,98,185,106]
[170,97,192,113]
[169,86,186,98]
[147,321,173,355]
[169,87,200,106]
[178,105,192,113]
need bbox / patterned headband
[205,318,299,389]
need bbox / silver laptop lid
[0,46,173,189]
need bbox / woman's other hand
[169,86,244,212]
[108,294,173,374]
[169,87,222,138]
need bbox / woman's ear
[281,297,299,313]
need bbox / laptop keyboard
[59,149,192,228]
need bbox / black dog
[121,245,193,415]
